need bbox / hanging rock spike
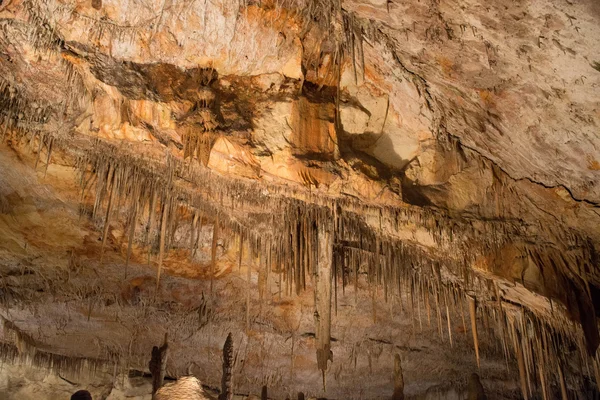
[468,295,480,369]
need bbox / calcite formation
[0,0,598,399]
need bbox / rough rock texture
[0,0,599,399]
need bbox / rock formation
[0,0,598,398]
[154,376,209,400]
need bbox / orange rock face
[1,0,600,399]
[290,97,338,160]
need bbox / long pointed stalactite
[314,213,333,391]
[469,296,480,369]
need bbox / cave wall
[0,0,599,399]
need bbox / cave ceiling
[0,0,599,398]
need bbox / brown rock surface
[0,0,599,399]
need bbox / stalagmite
[149,333,169,395]
[219,333,233,400]
[314,215,333,391]
[392,353,404,400]
[468,296,480,368]
[261,385,268,400]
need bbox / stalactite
[392,353,404,400]
[409,276,415,329]
[211,214,220,294]
[417,281,422,331]
[593,356,600,393]
[189,211,198,262]
[557,362,568,400]
[445,290,453,347]
[469,296,480,369]
[194,211,204,259]
[435,288,444,340]
[520,315,533,398]
[146,188,157,247]
[0,342,111,379]
[34,134,44,169]
[238,232,244,272]
[246,241,252,333]
[425,282,431,327]
[314,215,333,391]
[511,319,529,400]
[100,165,117,262]
[156,198,169,290]
[125,190,139,278]
[165,202,179,254]
[258,241,267,305]
[536,338,548,400]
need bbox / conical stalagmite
[261,385,268,400]
[219,333,233,400]
[149,333,169,395]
